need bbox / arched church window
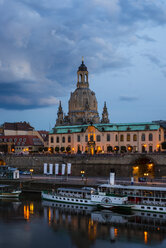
[141,133,145,141]
[107,134,110,142]
[115,135,118,142]
[51,137,54,143]
[85,74,88,82]
[133,134,137,141]
[62,136,65,143]
[56,137,59,143]
[97,135,101,142]
[90,135,94,142]
[68,136,71,143]
[149,133,153,141]
[120,135,124,142]
[79,74,82,82]
[127,134,130,141]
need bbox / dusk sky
[0,0,166,130]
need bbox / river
[0,194,166,248]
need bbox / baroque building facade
[49,60,166,154]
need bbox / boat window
[147,213,150,216]
[59,197,61,200]
[159,208,163,210]
[141,213,144,215]
[153,214,157,217]
[159,215,163,218]
[72,199,74,201]
[141,206,144,209]
[80,200,83,202]
[67,199,69,201]
[76,200,78,202]
[153,207,157,210]
[85,201,87,203]
[147,207,151,209]
[63,198,65,200]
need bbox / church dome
[68,60,100,125]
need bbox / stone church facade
[49,60,165,154]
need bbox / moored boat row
[41,172,166,214]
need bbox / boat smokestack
[110,169,115,185]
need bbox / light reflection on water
[0,197,166,248]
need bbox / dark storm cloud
[0,0,166,110]
[119,96,139,102]
[136,35,156,43]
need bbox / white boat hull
[0,190,21,198]
[41,192,95,206]
[132,204,166,213]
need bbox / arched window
[77,135,80,142]
[141,133,145,141]
[127,134,130,142]
[68,136,71,143]
[97,135,101,142]
[115,135,118,142]
[90,135,94,142]
[79,74,82,82]
[56,137,59,143]
[149,133,153,141]
[51,137,54,143]
[107,134,110,142]
[62,136,65,143]
[133,134,137,141]
[120,135,124,142]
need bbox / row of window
[50,133,159,144]
[0,137,27,143]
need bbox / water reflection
[0,197,166,247]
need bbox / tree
[55,146,59,153]
[121,146,127,153]
[66,146,71,153]
[60,147,65,152]
[107,146,112,153]
[162,142,166,150]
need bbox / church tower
[101,102,109,123]
[77,57,89,88]
[68,59,100,125]
[56,101,64,125]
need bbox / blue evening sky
[0,0,166,130]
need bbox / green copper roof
[49,122,161,134]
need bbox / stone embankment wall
[1,153,166,177]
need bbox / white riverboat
[41,187,96,206]
[0,185,21,198]
[106,184,166,213]
[98,171,166,213]
[41,186,133,210]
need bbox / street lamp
[30,169,34,179]
[81,170,85,180]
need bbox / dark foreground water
[0,195,166,248]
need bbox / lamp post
[81,170,85,180]
[30,169,34,179]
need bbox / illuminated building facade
[49,60,166,154]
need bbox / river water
[0,195,166,248]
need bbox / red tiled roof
[38,130,49,141]
[0,135,43,146]
[3,122,34,131]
